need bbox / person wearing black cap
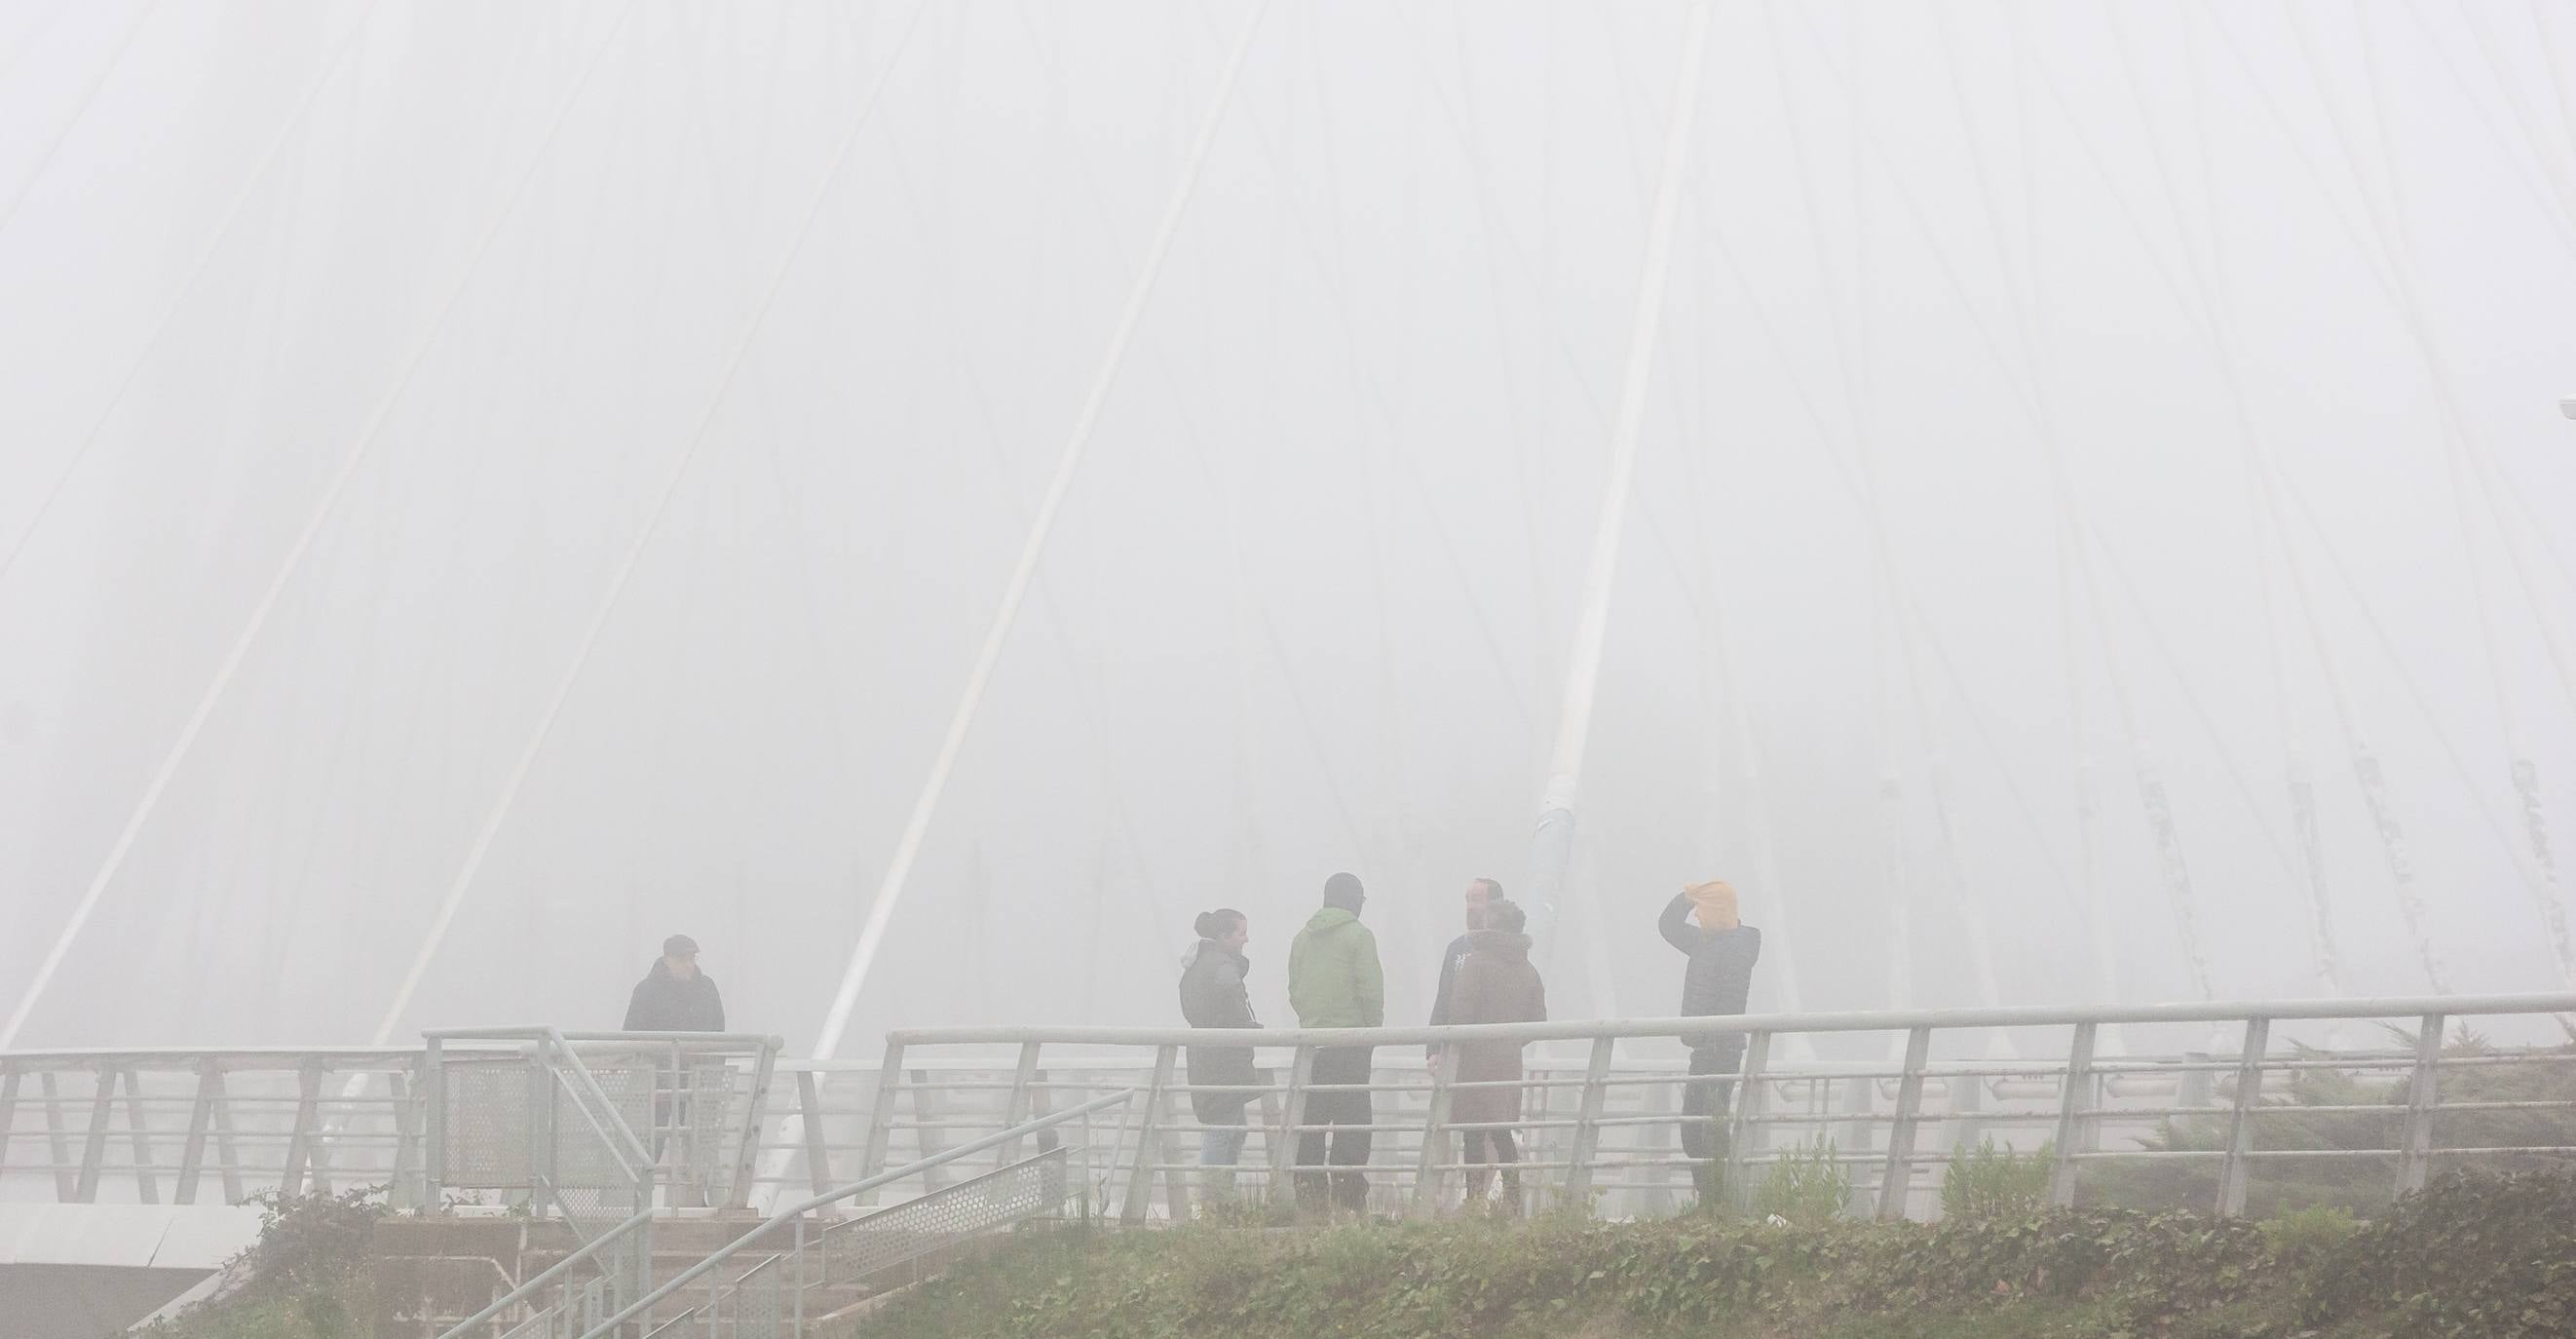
[623,935,727,1197]
[625,934,726,1032]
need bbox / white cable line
[0,2,636,1051]
[1942,1,2148,1001]
[2533,0,2576,161]
[1772,0,2005,1011]
[1957,1,2128,1008]
[0,1,80,103]
[1524,0,1713,985]
[2285,2,2570,982]
[1000,0,1374,872]
[2175,6,2341,996]
[369,0,933,1047]
[809,0,1271,1061]
[1978,5,2462,990]
[0,0,390,587]
[2448,0,2576,259]
[2268,6,2576,717]
[0,0,158,241]
[1673,237,1812,1033]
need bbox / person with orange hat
[1658,880,1762,1207]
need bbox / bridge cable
[0,2,636,1050]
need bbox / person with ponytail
[1179,908,1259,1200]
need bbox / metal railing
[424,1029,781,1214]
[0,1031,778,1212]
[759,994,2576,1222]
[574,1090,1129,1339]
[0,1047,425,1205]
[8,998,2571,1227]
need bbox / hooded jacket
[623,959,726,1032]
[1657,891,1760,1059]
[1179,940,1260,1123]
[1446,929,1547,1125]
[1287,907,1384,1029]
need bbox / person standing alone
[622,934,727,1200]
[1178,909,1259,1205]
[1659,881,1762,1208]
[1287,872,1383,1214]
[624,934,725,1031]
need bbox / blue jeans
[1200,1122,1248,1200]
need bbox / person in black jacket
[1179,909,1259,1204]
[622,934,726,1185]
[1659,882,1762,1206]
[624,934,726,1032]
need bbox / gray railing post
[856,1039,905,1205]
[1560,1037,1615,1208]
[177,1059,219,1205]
[120,1067,159,1205]
[421,1037,445,1208]
[0,1064,19,1184]
[209,1071,244,1205]
[2048,1021,2098,1208]
[1410,1043,1457,1219]
[796,1071,832,1196]
[74,1066,113,1203]
[728,1042,778,1210]
[1268,1046,1313,1205]
[2397,1013,2445,1198]
[1949,1064,1987,1157]
[2216,1016,2270,1217]
[522,1051,553,1212]
[41,1071,76,1202]
[387,1069,420,1210]
[998,1043,1043,1167]
[1724,1031,1771,1212]
[1875,1026,1932,1221]
[1120,1045,1176,1222]
[280,1061,322,1199]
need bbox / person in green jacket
[1287,871,1383,1213]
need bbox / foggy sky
[2,0,2572,1056]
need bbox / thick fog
[1,0,2571,1057]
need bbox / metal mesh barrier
[822,1146,1073,1284]
[441,1058,536,1188]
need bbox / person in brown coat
[1446,899,1546,1209]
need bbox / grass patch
[847,1167,2576,1339]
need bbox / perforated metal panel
[822,1147,1074,1283]
[441,1058,534,1188]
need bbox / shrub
[138,1185,386,1338]
[2257,1204,2359,1267]
[1939,1138,2052,1221]
[1752,1136,1850,1226]
[2301,1166,2576,1338]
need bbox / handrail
[575,1089,1135,1339]
[887,992,2576,1050]
[426,1027,784,1050]
[537,1028,655,1173]
[434,1207,656,1339]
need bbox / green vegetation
[849,1167,2576,1339]
[1939,1137,2052,1222]
[2086,1030,2576,1217]
[1750,1136,1851,1226]
[136,1186,384,1339]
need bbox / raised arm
[1657,891,1698,953]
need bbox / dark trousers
[1295,1046,1375,1212]
[1462,1129,1521,1208]
[1680,1045,1741,1205]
